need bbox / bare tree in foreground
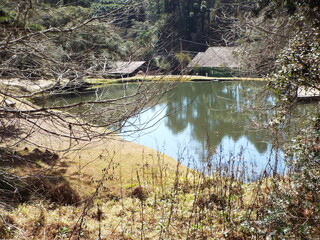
[0,0,178,209]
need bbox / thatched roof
[107,61,146,75]
[188,47,240,69]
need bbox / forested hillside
[2,0,316,78]
[0,0,148,78]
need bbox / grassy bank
[0,89,182,194]
[1,151,276,239]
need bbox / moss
[26,23,44,31]
[84,75,265,86]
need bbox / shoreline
[0,78,186,197]
[85,75,265,85]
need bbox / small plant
[58,226,70,239]
[0,215,15,239]
[175,53,192,74]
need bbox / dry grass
[1,96,265,238]
[0,165,273,239]
[0,83,203,238]
[3,116,182,198]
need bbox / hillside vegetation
[1,0,316,78]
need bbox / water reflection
[164,82,273,155]
[120,81,282,174]
[44,81,285,175]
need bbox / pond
[118,81,283,177]
[44,81,317,179]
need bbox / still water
[46,81,292,177]
[119,81,283,175]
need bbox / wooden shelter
[297,87,320,102]
[107,61,146,77]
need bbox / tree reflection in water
[121,81,283,175]
[165,82,273,156]
[46,81,285,176]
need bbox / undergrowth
[0,131,319,239]
[0,148,298,240]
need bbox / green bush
[259,28,320,239]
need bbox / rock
[4,98,15,107]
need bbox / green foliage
[270,29,320,101]
[41,0,92,8]
[256,119,320,238]
[255,0,320,27]
[175,53,192,64]
[92,0,130,14]
[243,1,320,237]
[153,56,170,71]
[35,6,92,28]
[0,8,12,23]
[174,53,192,74]
[0,0,152,78]
[260,7,320,237]
[253,0,297,18]
[26,23,45,31]
[58,226,70,238]
[125,19,160,56]
[154,0,252,53]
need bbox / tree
[236,0,320,76]
[0,0,175,208]
[246,1,320,237]
[0,0,156,79]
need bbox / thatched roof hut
[188,47,240,69]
